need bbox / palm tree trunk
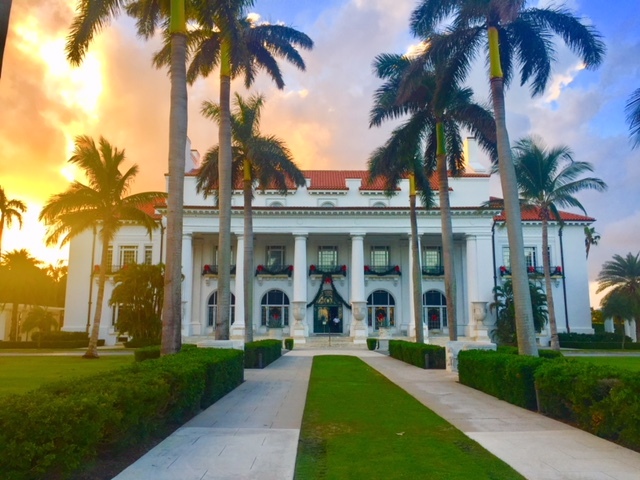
[542,216,559,350]
[216,38,232,340]
[84,237,108,359]
[488,26,538,356]
[161,0,187,355]
[409,174,424,344]
[243,160,254,342]
[436,123,457,341]
[0,216,4,257]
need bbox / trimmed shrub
[244,339,282,368]
[558,332,639,350]
[497,345,563,359]
[284,338,294,350]
[135,345,161,362]
[125,338,160,348]
[535,359,640,451]
[388,340,445,369]
[0,347,243,480]
[0,339,105,349]
[458,350,547,410]
[366,338,378,351]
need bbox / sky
[0,0,639,307]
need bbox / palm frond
[625,88,640,149]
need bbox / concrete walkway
[114,350,640,480]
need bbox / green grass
[572,356,640,371]
[0,355,135,396]
[295,356,524,480]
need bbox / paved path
[114,350,640,480]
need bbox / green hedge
[366,338,378,351]
[135,345,161,362]
[284,338,294,350]
[0,347,243,480]
[244,339,282,368]
[0,339,105,349]
[535,360,640,451]
[388,340,445,369]
[125,338,161,348]
[458,350,547,410]
[497,345,564,359]
[558,332,640,350]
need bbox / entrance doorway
[313,290,343,334]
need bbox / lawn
[572,355,640,371]
[0,355,135,396]
[295,355,524,480]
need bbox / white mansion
[63,140,595,346]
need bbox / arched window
[269,201,284,207]
[372,201,387,208]
[208,291,236,327]
[320,201,335,208]
[367,290,395,329]
[261,290,290,327]
[423,290,447,330]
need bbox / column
[466,233,494,341]
[408,234,427,340]
[350,233,367,344]
[191,237,203,336]
[291,233,308,343]
[181,233,193,337]
[230,235,245,340]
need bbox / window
[422,247,442,274]
[423,290,447,330]
[370,246,389,268]
[207,291,236,327]
[367,290,395,329]
[119,245,138,268]
[320,201,335,208]
[106,246,113,273]
[111,303,131,327]
[266,245,285,268]
[372,201,387,208]
[269,201,284,207]
[213,246,234,266]
[144,245,153,265]
[318,246,338,269]
[260,290,290,327]
[502,247,537,268]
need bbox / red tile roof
[493,204,594,222]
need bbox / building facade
[62,145,595,346]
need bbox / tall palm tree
[596,252,640,340]
[410,0,605,355]
[195,93,306,343]
[39,136,166,359]
[0,249,45,341]
[625,88,640,149]
[513,136,606,350]
[155,8,312,339]
[0,186,27,257]
[66,0,189,355]
[584,226,600,259]
[369,52,497,342]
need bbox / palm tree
[0,249,46,341]
[0,186,27,257]
[584,226,601,259]
[625,88,640,149]
[39,136,166,358]
[369,52,497,342]
[601,291,635,348]
[513,136,606,350]
[155,8,312,339]
[410,0,605,355]
[196,93,306,343]
[596,252,640,341]
[22,306,59,347]
[66,0,189,355]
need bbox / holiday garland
[255,264,294,277]
[306,274,352,310]
[308,264,347,276]
[364,265,401,276]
